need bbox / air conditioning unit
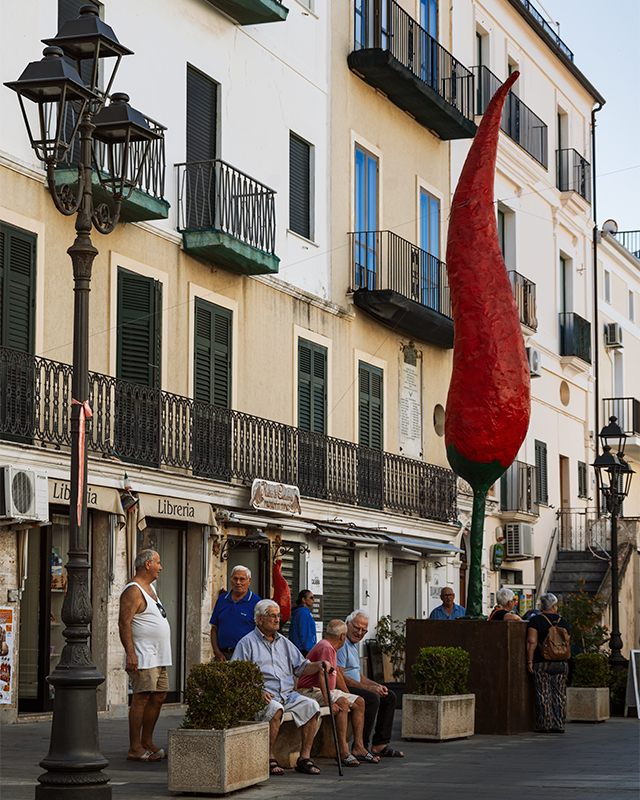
[526,347,542,378]
[504,522,535,559]
[0,467,49,523]
[605,322,624,348]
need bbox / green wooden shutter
[289,133,311,239]
[187,66,217,163]
[117,268,162,388]
[321,547,354,632]
[194,298,231,408]
[0,223,36,353]
[298,338,326,434]
[578,461,588,499]
[535,440,548,506]
[359,361,383,450]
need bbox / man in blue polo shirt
[429,587,465,620]
[210,565,260,660]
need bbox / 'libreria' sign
[155,498,196,518]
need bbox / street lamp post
[5,7,161,798]
[592,416,633,673]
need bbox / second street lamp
[5,7,163,798]
[592,416,633,674]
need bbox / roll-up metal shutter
[278,542,301,637]
[321,546,354,631]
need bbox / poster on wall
[0,608,14,704]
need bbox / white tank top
[121,582,172,669]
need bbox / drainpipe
[591,101,604,512]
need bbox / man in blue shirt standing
[210,565,260,660]
[429,587,465,620]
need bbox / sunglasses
[156,602,167,618]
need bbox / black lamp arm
[92,198,122,234]
[46,161,84,216]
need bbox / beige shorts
[130,665,169,694]
[299,687,360,708]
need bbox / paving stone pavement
[1,708,638,799]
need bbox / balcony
[177,160,279,276]
[559,311,591,365]
[602,397,640,460]
[53,115,169,223]
[349,230,453,348]
[474,66,548,169]
[557,149,591,203]
[613,231,640,260]
[500,461,538,522]
[509,270,537,331]
[511,0,574,61]
[203,0,288,25]
[0,346,457,524]
[348,0,476,140]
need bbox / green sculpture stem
[447,443,509,620]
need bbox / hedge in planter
[566,653,611,724]
[403,647,474,741]
[572,653,611,689]
[169,661,269,794]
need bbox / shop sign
[0,609,15,704]
[137,493,216,529]
[250,480,301,514]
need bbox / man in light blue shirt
[233,599,332,776]
[429,587,465,619]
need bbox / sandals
[340,753,360,768]
[375,745,404,758]
[269,758,284,776]
[295,757,321,775]
[355,751,380,764]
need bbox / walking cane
[323,662,343,777]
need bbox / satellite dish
[603,219,618,235]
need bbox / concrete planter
[402,693,475,741]
[168,720,269,794]
[566,687,610,723]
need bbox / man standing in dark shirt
[210,565,260,660]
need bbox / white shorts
[255,692,320,727]
[299,687,360,708]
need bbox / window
[497,209,506,256]
[298,338,327,434]
[421,0,437,37]
[629,290,635,322]
[559,255,572,313]
[0,222,36,353]
[420,189,440,310]
[534,440,548,506]
[117,268,162,388]
[194,299,231,408]
[354,145,378,289]
[289,133,312,240]
[358,361,383,450]
[604,269,611,303]
[578,461,588,499]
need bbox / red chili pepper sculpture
[272,559,291,623]
[445,71,531,617]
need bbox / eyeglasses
[264,613,282,621]
[156,603,167,618]
[441,594,454,599]
[351,624,368,634]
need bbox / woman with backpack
[526,593,572,733]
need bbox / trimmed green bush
[571,652,611,689]
[183,660,265,730]
[412,646,470,696]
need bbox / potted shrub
[567,653,612,723]
[168,660,269,794]
[402,646,475,741]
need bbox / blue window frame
[355,145,378,290]
[420,189,440,311]
[419,0,438,86]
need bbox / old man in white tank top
[119,550,172,762]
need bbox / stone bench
[272,705,353,768]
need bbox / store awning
[49,478,125,528]
[315,525,388,546]
[137,493,216,530]
[384,534,462,554]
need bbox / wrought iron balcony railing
[349,230,451,318]
[353,0,475,125]
[513,0,574,61]
[501,460,538,516]
[508,270,537,329]
[602,398,640,437]
[0,346,457,524]
[474,65,548,168]
[556,509,609,553]
[557,148,591,203]
[559,311,591,364]
[613,231,640,260]
[176,160,277,255]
